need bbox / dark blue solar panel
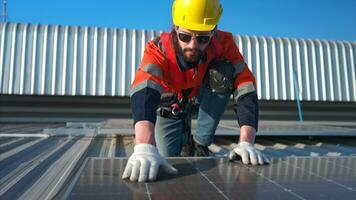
[66,156,356,200]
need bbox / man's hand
[122,144,178,182]
[228,141,270,165]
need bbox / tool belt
[157,105,187,120]
[156,89,193,120]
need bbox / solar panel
[66,156,356,200]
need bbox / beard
[171,30,206,65]
[181,47,204,65]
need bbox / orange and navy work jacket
[130,30,258,129]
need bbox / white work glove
[228,141,270,165]
[122,144,178,182]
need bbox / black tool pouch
[207,59,235,94]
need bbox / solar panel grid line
[302,157,353,189]
[144,183,152,200]
[320,157,356,189]
[186,158,230,200]
[322,157,355,173]
[281,157,356,192]
[244,163,307,200]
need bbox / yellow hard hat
[172,0,223,31]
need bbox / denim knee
[155,116,189,156]
[194,82,232,146]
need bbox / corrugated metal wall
[0,23,162,97]
[1,22,355,102]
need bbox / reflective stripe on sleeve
[142,63,163,79]
[130,80,163,97]
[233,82,256,102]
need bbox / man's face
[175,27,213,64]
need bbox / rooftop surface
[0,120,355,199]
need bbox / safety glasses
[176,31,212,45]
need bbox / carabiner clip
[171,107,180,116]
[171,103,180,116]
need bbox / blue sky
[3,0,356,41]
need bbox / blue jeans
[155,83,231,156]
